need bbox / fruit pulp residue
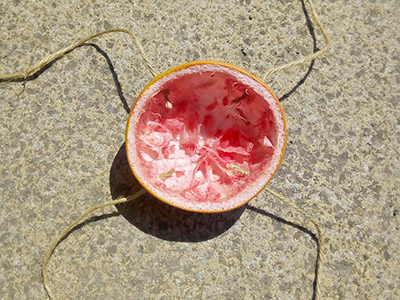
[135,71,278,203]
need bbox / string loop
[0,1,329,83]
[0,1,329,299]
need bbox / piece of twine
[1,0,330,299]
[0,28,156,81]
[262,0,330,81]
[0,0,330,83]
[42,189,147,299]
[265,187,324,299]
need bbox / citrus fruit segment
[126,61,286,213]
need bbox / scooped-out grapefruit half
[126,61,286,213]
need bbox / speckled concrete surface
[0,0,399,299]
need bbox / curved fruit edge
[125,60,287,213]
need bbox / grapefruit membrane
[126,61,286,213]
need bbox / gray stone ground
[0,0,399,299]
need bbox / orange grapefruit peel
[126,61,286,213]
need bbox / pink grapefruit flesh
[126,62,286,213]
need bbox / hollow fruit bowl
[126,61,286,213]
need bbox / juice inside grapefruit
[126,62,285,212]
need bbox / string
[0,28,157,81]
[0,0,329,83]
[0,0,329,299]
[262,0,330,81]
[42,188,147,300]
[265,188,324,300]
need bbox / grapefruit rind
[126,61,286,213]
